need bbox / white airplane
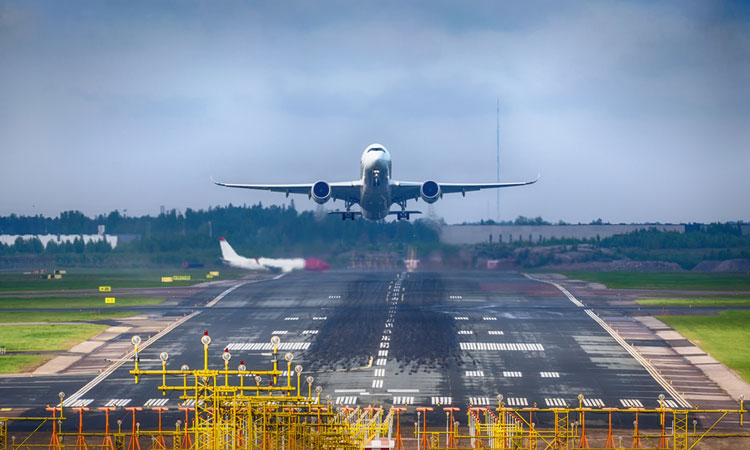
[219,238,330,272]
[212,144,538,221]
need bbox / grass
[0,354,53,374]
[561,271,750,291]
[0,296,165,309]
[658,310,750,382]
[637,297,750,307]
[0,310,139,323]
[0,324,109,352]
[0,268,237,292]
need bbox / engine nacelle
[311,180,332,204]
[420,180,441,204]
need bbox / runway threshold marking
[105,398,132,407]
[482,317,497,321]
[540,371,560,378]
[431,396,452,405]
[372,380,384,388]
[144,398,169,407]
[583,398,604,407]
[502,371,522,377]
[506,398,528,407]
[335,396,358,405]
[465,370,485,377]
[460,342,544,351]
[64,279,266,404]
[374,369,385,377]
[271,330,288,334]
[488,330,504,335]
[458,330,473,335]
[469,397,492,406]
[544,398,567,407]
[524,273,691,408]
[620,399,644,408]
[393,396,414,405]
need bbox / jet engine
[311,180,332,204]
[420,180,441,203]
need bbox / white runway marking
[524,273,691,408]
[375,358,387,366]
[379,342,390,349]
[312,316,327,320]
[388,389,419,393]
[372,379,384,388]
[374,369,385,377]
[271,330,288,335]
[381,335,390,341]
[454,316,469,320]
[582,398,604,408]
[181,399,205,407]
[226,342,310,351]
[664,400,679,408]
[460,342,544,351]
[302,330,318,335]
[335,396,358,405]
[469,397,492,406]
[503,371,522,377]
[506,398,528,407]
[482,316,497,321]
[284,317,299,321]
[488,330,504,335]
[540,371,560,378]
[144,398,169,407]
[431,396,452,405]
[63,399,93,408]
[328,295,341,299]
[545,398,567,407]
[449,295,462,300]
[378,350,389,357]
[105,398,131,407]
[465,370,485,377]
[393,396,414,405]
[620,399,644,408]
[457,330,473,335]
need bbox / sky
[1,1,749,224]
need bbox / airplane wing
[391,175,539,203]
[211,177,362,203]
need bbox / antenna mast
[496,98,500,222]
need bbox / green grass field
[0,310,138,323]
[0,354,53,374]
[657,310,750,382]
[562,271,750,291]
[0,324,109,352]
[0,296,165,309]
[637,297,750,307]
[0,268,238,292]
[0,324,109,373]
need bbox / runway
[0,270,686,426]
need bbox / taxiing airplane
[213,144,538,221]
[219,238,330,272]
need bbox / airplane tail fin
[219,238,241,261]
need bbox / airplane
[219,238,330,272]
[212,144,538,221]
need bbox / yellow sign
[206,274,214,279]
[99,286,111,292]
[105,297,116,304]
[53,274,62,279]
[59,270,67,274]
[161,277,173,283]
[173,275,191,281]
[210,271,220,277]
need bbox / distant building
[439,224,685,245]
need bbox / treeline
[0,203,440,257]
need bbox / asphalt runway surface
[0,270,685,428]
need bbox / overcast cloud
[1,1,748,224]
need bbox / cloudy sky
[1,1,748,224]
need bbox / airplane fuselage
[359,144,393,220]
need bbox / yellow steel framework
[0,333,746,450]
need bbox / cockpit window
[367,147,384,152]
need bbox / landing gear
[396,201,410,221]
[341,201,356,220]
